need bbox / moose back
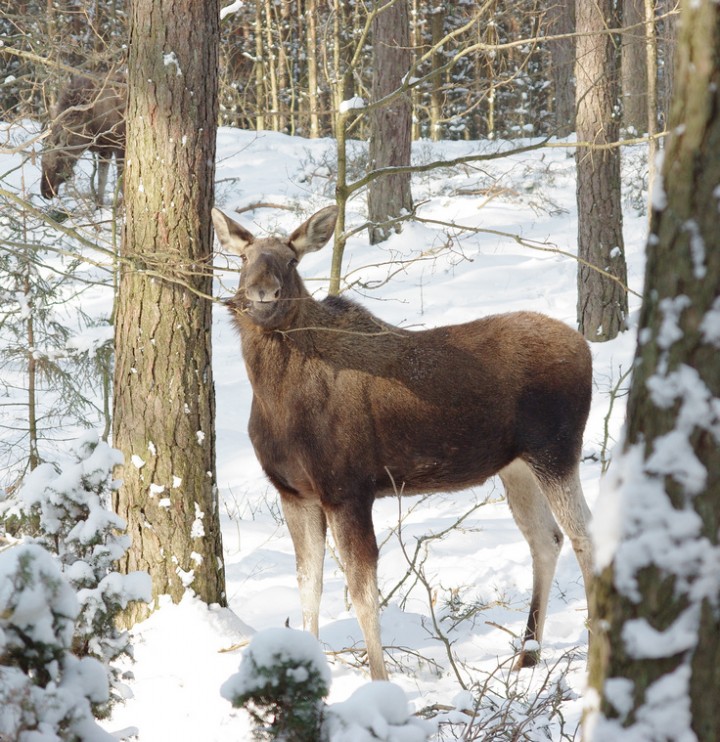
[212,205,594,680]
[41,75,125,207]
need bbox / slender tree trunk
[575,0,628,341]
[621,0,649,132]
[330,0,355,133]
[24,274,39,472]
[484,0,499,138]
[330,109,350,296]
[429,6,444,142]
[645,0,659,209]
[658,0,678,127]
[586,1,720,738]
[263,0,281,131]
[254,0,266,131]
[367,0,413,245]
[410,0,420,140]
[306,0,320,138]
[113,0,226,624]
[546,0,575,137]
[276,0,290,133]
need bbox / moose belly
[367,387,516,495]
[374,435,511,496]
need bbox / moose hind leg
[280,493,327,637]
[499,458,564,669]
[536,464,594,615]
[325,498,387,681]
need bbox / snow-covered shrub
[221,628,432,742]
[221,627,330,741]
[323,682,432,742]
[0,542,115,741]
[1,431,152,715]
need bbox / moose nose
[257,287,281,301]
[247,282,281,303]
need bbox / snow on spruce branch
[0,432,152,717]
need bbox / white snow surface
[0,125,655,740]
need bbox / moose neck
[234,290,402,387]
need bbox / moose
[212,205,594,680]
[41,75,126,207]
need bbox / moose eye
[288,257,298,269]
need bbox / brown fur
[41,75,126,206]
[213,205,595,679]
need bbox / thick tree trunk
[586,1,720,738]
[575,0,629,341]
[367,0,413,245]
[113,0,226,624]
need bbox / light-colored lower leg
[541,465,594,610]
[500,458,564,667]
[280,494,327,636]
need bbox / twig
[413,214,642,299]
[218,639,251,653]
[233,202,296,214]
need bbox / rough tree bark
[112,0,226,623]
[575,0,629,341]
[586,1,720,738]
[546,0,575,137]
[621,0,649,133]
[367,0,413,245]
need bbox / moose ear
[211,208,255,254]
[288,205,338,257]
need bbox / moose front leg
[280,492,327,636]
[324,496,387,681]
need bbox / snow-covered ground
[0,125,648,740]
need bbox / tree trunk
[546,0,575,137]
[306,0,320,138]
[254,0,266,131]
[575,0,629,341]
[658,0,678,128]
[328,0,352,133]
[113,0,226,624]
[367,0,413,245]
[586,1,720,738]
[263,0,281,131]
[428,6,444,142]
[621,0,649,133]
[645,0,659,210]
